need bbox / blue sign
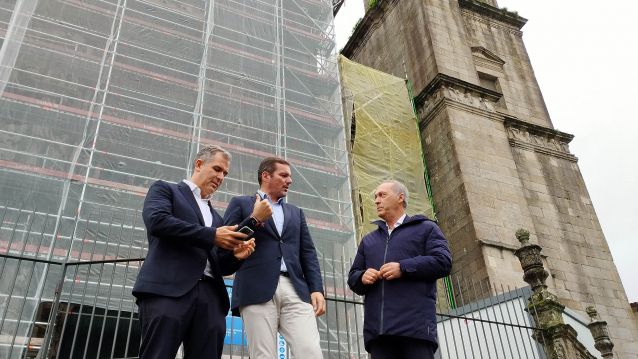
[224,279,247,346]
[222,279,286,356]
[278,333,287,359]
[225,316,246,345]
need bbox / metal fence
[435,279,546,359]
[0,205,548,358]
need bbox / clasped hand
[251,194,273,223]
[361,262,402,285]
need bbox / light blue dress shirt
[258,190,288,272]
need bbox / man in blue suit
[132,145,272,359]
[222,157,325,359]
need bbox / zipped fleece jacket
[348,215,452,351]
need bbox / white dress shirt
[183,179,214,278]
[386,213,406,235]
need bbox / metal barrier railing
[1,252,549,359]
[0,205,548,359]
[0,254,145,359]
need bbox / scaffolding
[338,55,435,237]
[0,0,360,357]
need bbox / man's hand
[361,268,381,285]
[379,262,402,280]
[233,238,256,260]
[214,225,248,250]
[311,292,326,317]
[251,194,273,223]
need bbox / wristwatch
[247,216,259,229]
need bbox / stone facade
[344,0,638,356]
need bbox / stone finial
[515,228,530,245]
[586,306,615,358]
[514,229,605,359]
[586,306,600,321]
[514,229,548,293]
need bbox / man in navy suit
[222,157,325,359]
[132,145,272,359]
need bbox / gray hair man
[133,145,272,359]
[348,179,452,359]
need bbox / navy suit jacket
[222,195,323,314]
[133,180,241,313]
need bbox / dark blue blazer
[222,195,323,314]
[133,180,241,312]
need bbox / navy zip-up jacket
[348,214,452,351]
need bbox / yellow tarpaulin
[338,55,435,239]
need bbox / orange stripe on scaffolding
[0,239,119,262]
[62,0,333,59]
[0,158,350,233]
[10,36,337,126]
[1,92,341,175]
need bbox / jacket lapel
[280,202,293,239]
[178,182,205,226]
[265,216,281,239]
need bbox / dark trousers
[369,335,435,359]
[137,279,226,359]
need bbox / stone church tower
[342,0,638,355]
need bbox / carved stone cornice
[504,117,577,162]
[415,73,502,123]
[458,0,527,29]
[417,73,502,105]
[341,0,400,58]
[461,10,523,37]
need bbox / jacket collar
[255,191,288,239]
[257,190,284,205]
[372,214,428,232]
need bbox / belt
[280,271,290,277]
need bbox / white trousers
[240,276,323,359]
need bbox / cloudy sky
[334,0,638,302]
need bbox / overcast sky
[334,0,638,302]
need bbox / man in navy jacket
[132,145,271,359]
[222,157,325,359]
[348,180,452,359]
